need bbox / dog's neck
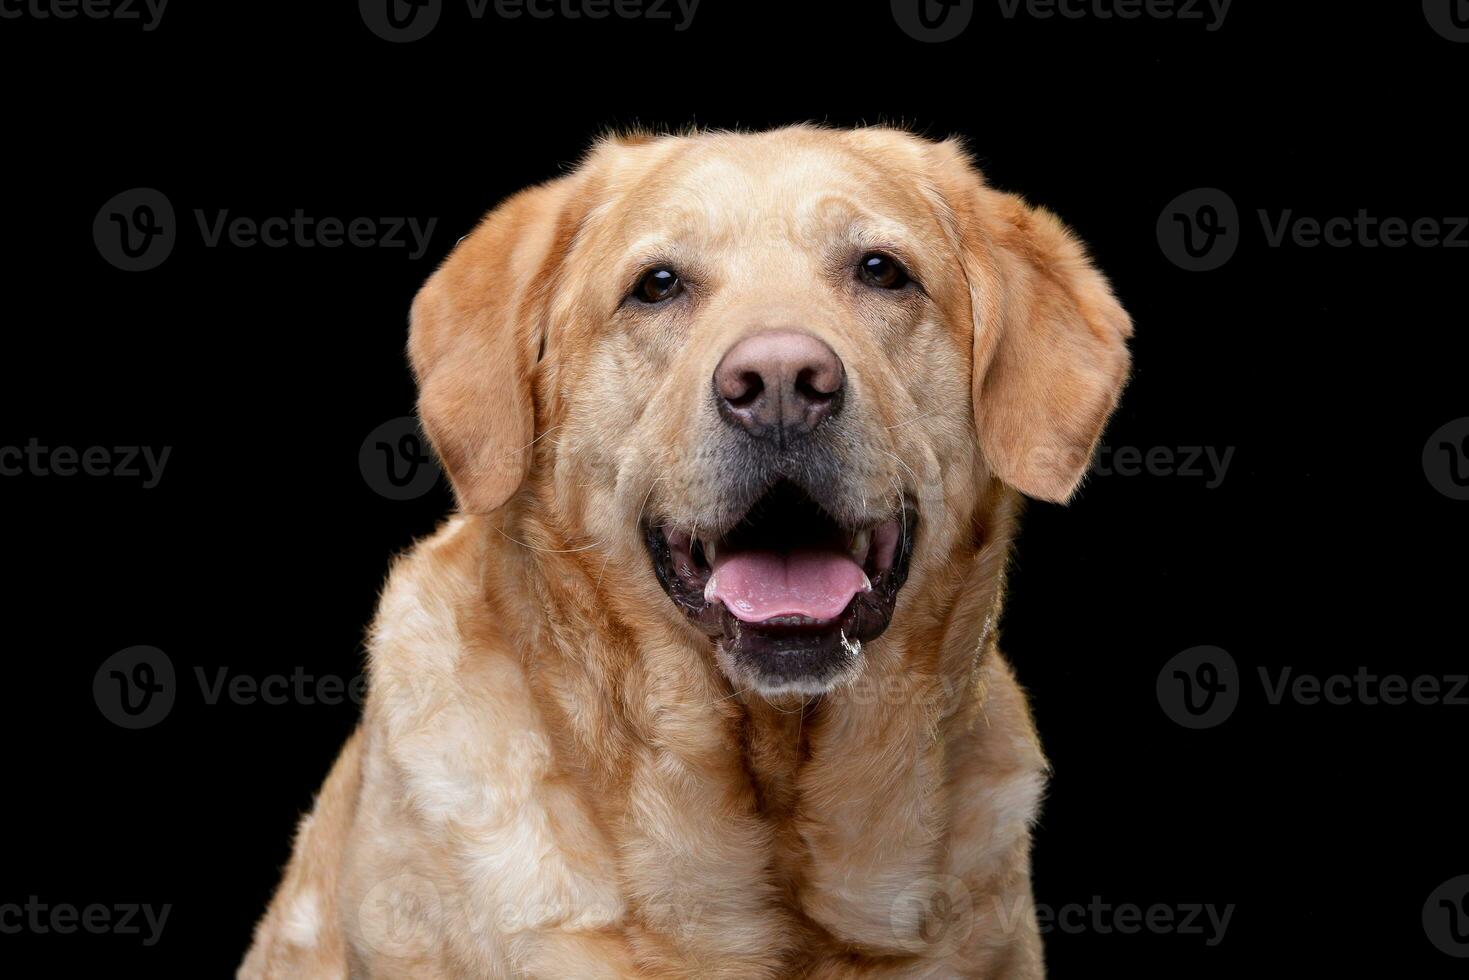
[457,476,1025,951]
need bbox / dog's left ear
[408,174,585,514]
[929,141,1134,503]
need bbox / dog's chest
[369,662,946,974]
[571,684,952,966]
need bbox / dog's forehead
[596,131,945,256]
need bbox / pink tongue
[707,549,869,624]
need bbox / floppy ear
[932,143,1133,503]
[408,176,582,514]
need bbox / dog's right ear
[408,176,583,514]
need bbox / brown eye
[633,267,682,304]
[858,252,910,290]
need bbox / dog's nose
[714,330,845,440]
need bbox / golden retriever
[240,124,1132,978]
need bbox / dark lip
[643,484,918,655]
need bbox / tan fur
[241,126,1131,978]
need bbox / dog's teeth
[702,538,717,565]
[704,573,718,602]
[849,529,871,563]
[861,572,872,592]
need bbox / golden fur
[240,125,1132,978]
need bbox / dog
[240,124,1132,978]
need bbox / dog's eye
[633,267,683,304]
[857,253,910,290]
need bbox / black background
[1,0,1465,975]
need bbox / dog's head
[410,126,1131,697]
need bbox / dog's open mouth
[645,482,916,693]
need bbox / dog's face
[410,127,1131,696]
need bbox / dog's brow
[625,233,678,259]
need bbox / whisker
[884,411,934,431]
[769,694,806,715]
[887,474,909,561]
[877,449,920,561]
[597,477,665,588]
[492,525,604,554]
[878,447,923,490]
[507,424,562,457]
